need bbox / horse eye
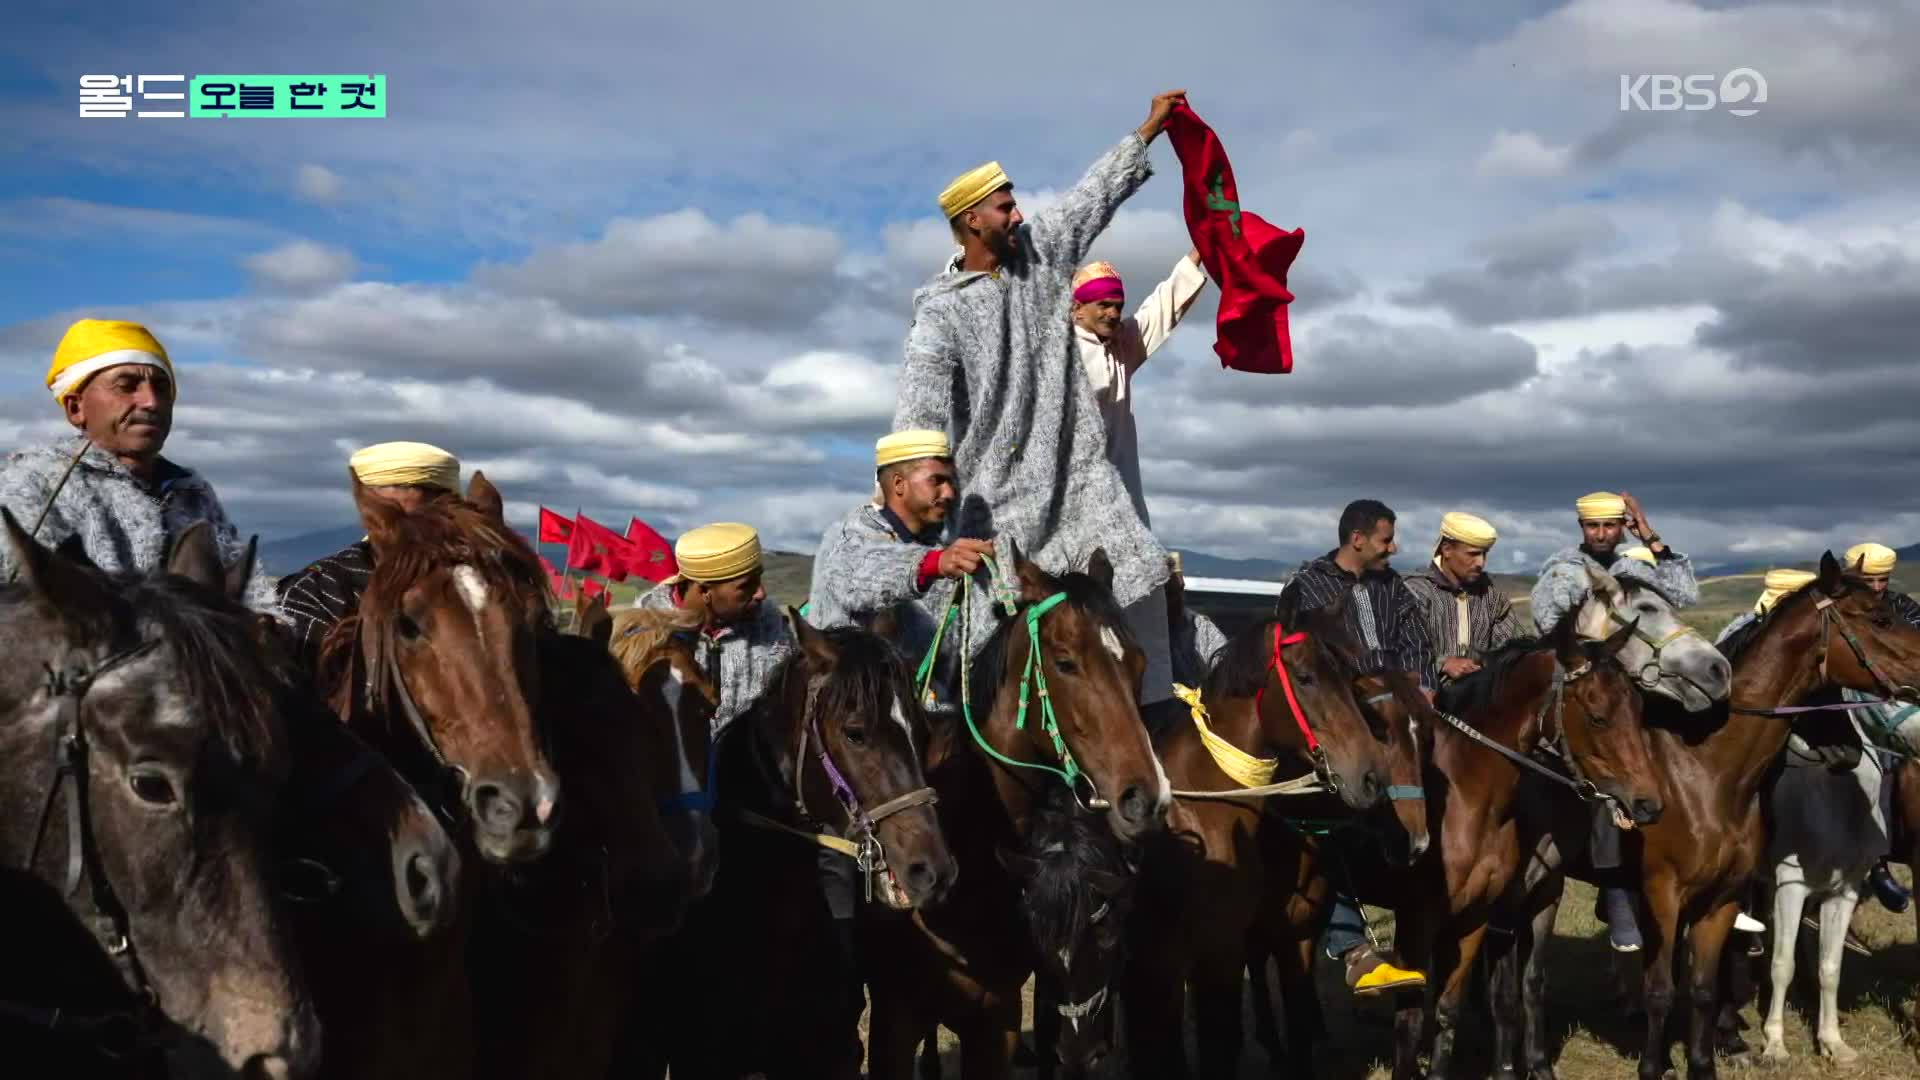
[1054,655,1079,675]
[395,614,423,641]
[129,769,178,807]
[1295,672,1316,687]
[844,725,869,746]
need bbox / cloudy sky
[4,0,1918,574]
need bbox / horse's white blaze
[452,565,489,615]
[1149,745,1172,809]
[657,665,700,797]
[1099,625,1125,662]
[890,693,916,753]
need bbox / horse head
[776,611,957,909]
[1554,596,1665,825]
[609,606,722,901]
[1261,587,1398,817]
[338,470,560,866]
[1575,564,1730,711]
[1344,669,1434,866]
[0,510,319,1076]
[1728,553,1920,711]
[998,787,1134,1076]
[980,544,1169,844]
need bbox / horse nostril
[1362,771,1383,800]
[1118,784,1150,823]
[403,850,441,928]
[469,782,522,831]
[906,860,938,897]
[1631,798,1663,825]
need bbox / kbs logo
[1618,68,1767,117]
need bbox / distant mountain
[1174,549,1293,582]
[258,526,366,574]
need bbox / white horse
[1762,697,1920,1062]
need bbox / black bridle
[1732,594,1920,716]
[9,639,168,1061]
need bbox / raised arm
[1025,90,1185,268]
[1130,250,1208,363]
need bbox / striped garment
[1403,562,1525,676]
[275,541,374,672]
[1276,554,1436,691]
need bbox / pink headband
[1073,277,1124,304]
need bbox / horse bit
[8,639,166,1060]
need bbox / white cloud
[293,164,344,205]
[1477,130,1573,179]
[242,240,359,293]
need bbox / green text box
[189,75,385,118]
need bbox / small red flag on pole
[566,513,633,582]
[624,517,679,584]
[539,507,575,544]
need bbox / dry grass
[908,871,1917,1078]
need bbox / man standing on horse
[807,430,990,712]
[1532,490,1704,953]
[633,522,793,734]
[891,89,1186,693]
[1276,498,1432,995]
[1840,542,1918,913]
[0,318,276,611]
[1403,511,1523,707]
[276,441,463,669]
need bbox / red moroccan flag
[581,578,607,601]
[538,507,575,544]
[565,513,632,583]
[1165,103,1305,374]
[624,517,679,584]
[540,556,576,600]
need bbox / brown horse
[277,681,471,1080]
[0,512,317,1077]
[1504,553,1920,1080]
[321,472,559,866]
[648,611,956,1079]
[1119,592,1432,1079]
[863,550,1169,1080]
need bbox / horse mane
[970,568,1136,709]
[607,607,704,686]
[1717,578,1822,664]
[1202,605,1364,702]
[316,497,552,709]
[1,569,286,767]
[767,623,913,735]
[1015,785,1133,960]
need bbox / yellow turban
[1844,542,1897,576]
[675,523,762,584]
[1072,261,1121,289]
[1575,491,1628,521]
[349,441,461,491]
[1620,546,1656,566]
[1756,568,1817,614]
[47,319,174,402]
[938,162,1011,219]
[1437,511,1497,549]
[875,430,952,469]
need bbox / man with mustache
[808,430,988,715]
[0,318,275,610]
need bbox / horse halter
[1813,595,1920,702]
[791,673,939,903]
[14,638,168,1060]
[1254,622,1348,798]
[1606,604,1710,695]
[378,633,473,811]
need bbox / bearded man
[893,89,1187,705]
[1403,511,1523,705]
[0,318,275,610]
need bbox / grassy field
[909,871,1918,1078]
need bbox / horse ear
[582,603,613,649]
[466,471,505,523]
[166,521,225,590]
[1817,551,1845,595]
[1584,563,1621,597]
[4,508,111,625]
[354,472,406,555]
[1014,554,1054,605]
[222,535,259,603]
[785,606,838,668]
[1086,548,1114,591]
[1601,615,1640,658]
